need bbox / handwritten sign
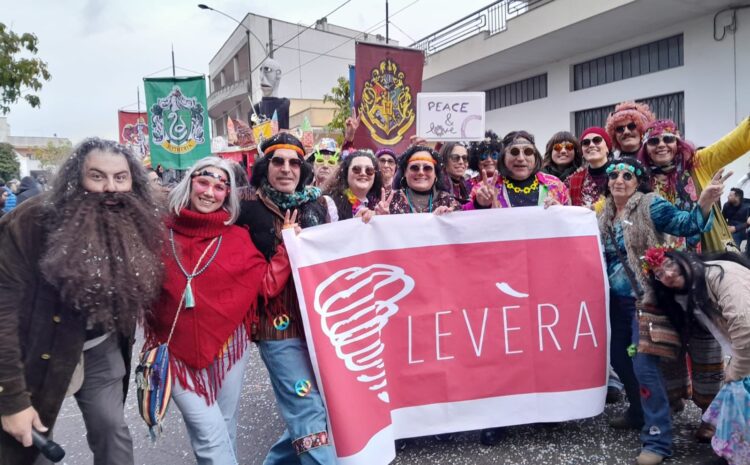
[416,92,485,141]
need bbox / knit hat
[605,101,656,149]
[375,147,397,159]
[260,132,305,158]
[580,127,612,151]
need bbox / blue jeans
[609,296,643,424]
[171,344,250,465]
[630,305,673,457]
[258,338,335,465]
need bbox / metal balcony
[410,0,554,56]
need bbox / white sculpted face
[260,58,282,98]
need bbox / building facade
[415,0,750,187]
[207,13,390,138]
[0,117,70,178]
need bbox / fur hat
[605,101,656,149]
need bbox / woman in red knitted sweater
[145,156,291,465]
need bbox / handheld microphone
[31,429,65,463]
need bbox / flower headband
[640,240,683,276]
[606,162,643,177]
[191,169,230,186]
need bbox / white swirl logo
[314,264,414,403]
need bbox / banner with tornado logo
[144,76,210,169]
[283,207,610,465]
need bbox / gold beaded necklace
[503,177,539,195]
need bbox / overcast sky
[1,0,488,143]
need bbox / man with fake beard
[0,138,164,465]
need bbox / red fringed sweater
[145,208,290,403]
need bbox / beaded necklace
[503,177,539,194]
[344,188,364,215]
[169,229,222,308]
[405,189,433,213]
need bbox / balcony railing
[410,0,554,55]
[207,77,250,112]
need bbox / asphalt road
[51,340,724,465]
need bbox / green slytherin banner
[144,76,210,169]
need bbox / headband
[265,143,305,157]
[640,241,683,276]
[191,169,230,186]
[606,162,643,177]
[408,153,437,165]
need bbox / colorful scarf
[260,180,321,210]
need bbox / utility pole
[385,0,390,43]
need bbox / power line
[251,0,354,73]
[281,0,422,77]
[388,21,416,43]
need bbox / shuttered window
[485,74,547,110]
[573,35,683,91]
[574,92,685,137]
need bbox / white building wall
[455,10,749,191]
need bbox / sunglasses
[378,158,396,166]
[553,142,575,152]
[270,157,302,168]
[615,122,638,134]
[480,152,499,161]
[351,165,375,176]
[408,163,435,173]
[449,154,469,163]
[581,136,604,147]
[607,171,635,181]
[646,135,677,146]
[314,154,338,166]
[653,259,679,282]
[509,146,535,157]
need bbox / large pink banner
[283,207,609,464]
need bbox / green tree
[0,23,51,114]
[32,140,72,170]
[323,76,351,138]
[0,143,19,180]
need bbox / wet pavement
[52,340,724,465]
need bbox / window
[573,92,685,137]
[485,73,547,111]
[573,35,683,90]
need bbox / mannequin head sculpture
[260,58,282,98]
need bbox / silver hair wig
[168,156,239,224]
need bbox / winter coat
[0,196,134,464]
[15,177,42,205]
[702,261,750,381]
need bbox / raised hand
[282,209,301,235]
[698,169,732,217]
[474,169,499,208]
[344,107,360,143]
[409,134,429,147]
[374,187,394,215]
